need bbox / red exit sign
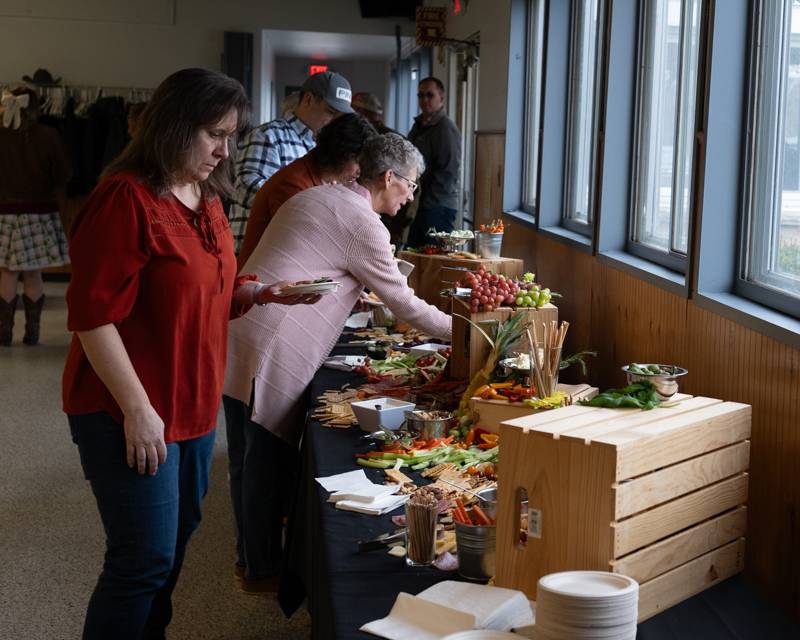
[309,64,329,75]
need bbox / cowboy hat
[22,68,61,86]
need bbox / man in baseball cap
[228,70,354,252]
[302,71,354,115]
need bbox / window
[629,0,702,272]
[739,0,800,317]
[522,0,546,213]
[563,0,605,233]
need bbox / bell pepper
[480,433,499,445]
[490,382,514,389]
[474,384,492,397]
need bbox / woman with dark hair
[223,134,451,592]
[236,112,376,267]
[0,86,71,345]
[62,68,319,640]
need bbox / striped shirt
[228,114,315,251]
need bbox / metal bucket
[475,232,503,259]
[455,488,498,580]
[454,520,496,581]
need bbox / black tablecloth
[278,338,799,640]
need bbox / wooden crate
[450,296,558,381]
[469,384,598,433]
[399,251,523,314]
[494,396,751,621]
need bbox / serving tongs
[357,528,406,552]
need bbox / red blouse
[62,172,248,442]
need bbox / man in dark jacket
[406,77,462,248]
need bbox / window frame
[736,0,800,318]
[521,0,546,216]
[561,0,607,236]
[627,0,704,275]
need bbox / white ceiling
[264,29,413,61]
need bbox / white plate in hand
[279,281,341,296]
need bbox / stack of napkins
[361,581,535,640]
[315,470,409,515]
[344,311,372,328]
[323,355,367,371]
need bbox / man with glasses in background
[228,71,354,253]
[406,76,461,248]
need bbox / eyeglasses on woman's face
[393,171,418,193]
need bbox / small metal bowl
[428,233,469,253]
[622,364,688,401]
[404,409,455,440]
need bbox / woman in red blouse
[62,68,317,640]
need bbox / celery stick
[357,458,394,469]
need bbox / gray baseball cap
[302,71,354,114]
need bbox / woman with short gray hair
[358,132,425,184]
[222,133,451,592]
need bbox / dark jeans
[69,412,215,640]
[407,204,457,248]
[223,395,298,579]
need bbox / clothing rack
[1,82,153,117]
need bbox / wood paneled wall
[501,224,800,621]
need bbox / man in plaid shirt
[228,71,354,251]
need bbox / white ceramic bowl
[350,397,416,432]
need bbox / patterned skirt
[0,212,70,271]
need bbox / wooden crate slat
[612,474,749,557]
[603,401,752,445]
[556,396,717,442]
[608,403,752,480]
[502,404,603,432]
[502,394,695,437]
[614,441,751,518]
[637,538,746,622]
[609,507,747,583]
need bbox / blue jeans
[69,412,215,640]
[407,205,457,248]
[223,395,297,579]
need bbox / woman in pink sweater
[223,133,452,591]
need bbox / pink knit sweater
[224,183,452,443]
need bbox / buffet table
[278,337,799,640]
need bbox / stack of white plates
[534,571,639,640]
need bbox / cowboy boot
[0,295,17,346]
[22,294,44,346]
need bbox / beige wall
[0,0,413,88]
[440,0,512,131]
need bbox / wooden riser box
[398,251,523,314]
[468,384,598,433]
[450,296,558,381]
[494,396,751,621]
